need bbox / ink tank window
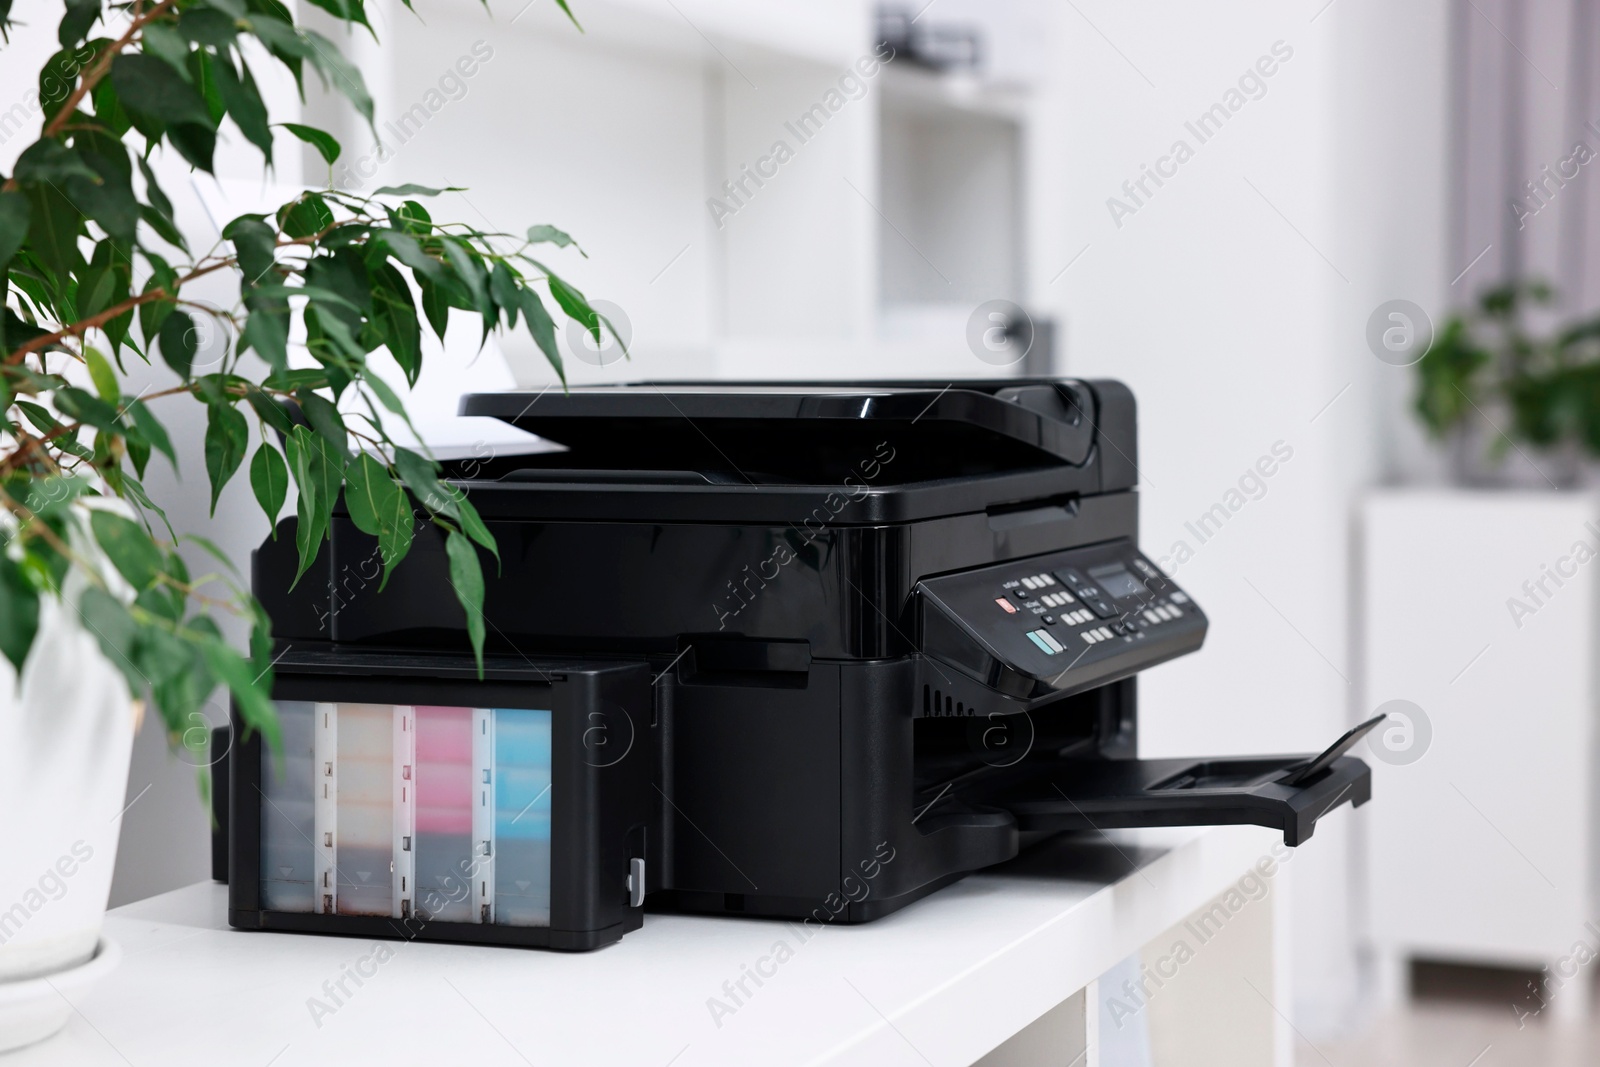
[259,702,553,928]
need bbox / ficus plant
[0,0,610,767]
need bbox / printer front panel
[230,662,651,951]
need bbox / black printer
[226,379,1375,951]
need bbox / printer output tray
[987,715,1383,847]
[999,753,1370,848]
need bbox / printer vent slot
[922,685,974,718]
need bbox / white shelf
[298,0,1062,384]
[20,827,1280,1066]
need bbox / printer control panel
[917,539,1206,702]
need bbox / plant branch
[4,257,237,365]
[41,0,180,141]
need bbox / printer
[226,379,1376,951]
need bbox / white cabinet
[1361,491,1599,1016]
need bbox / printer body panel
[232,379,1374,946]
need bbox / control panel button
[1013,588,1030,600]
[1143,609,1160,624]
[1042,614,1056,625]
[1026,629,1064,654]
[1082,596,1117,619]
[1169,591,1189,604]
[996,598,1018,614]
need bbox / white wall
[1043,0,1449,1039]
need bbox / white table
[14,826,1289,1067]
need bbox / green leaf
[140,203,188,250]
[280,192,334,239]
[93,78,133,138]
[0,190,30,272]
[286,424,343,587]
[138,156,178,230]
[110,54,213,127]
[14,140,99,184]
[59,0,99,45]
[201,637,281,755]
[158,310,197,378]
[395,200,431,233]
[345,452,414,587]
[547,272,601,344]
[133,625,193,688]
[213,54,274,161]
[224,215,277,286]
[204,401,249,516]
[249,442,288,530]
[167,122,218,173]
[418,275,450,340]
[391,445,451,514]
[85,346,120,402]
[490,261,521,330]
[248,21,372,127]
[526,223,584,255]
[551,0,583,30]
[149,632,215,733]
[245,387,294,436]
[303,247,371,333]
[444,528,486,675]
[374,229,445,283]
[178,7,240,47]
[440,238,491,321]
[143,23,195,79]
[89,510,163,591]
[125,430,151,479]
[342,452,389,536]
[280,122,341,164]
[126,400,176,470]
[182,534,241,579]
[200,0,248,19]
[78,586,145,694]
[53,386,122,432]
[443,485,498,569]
[24,181,82,282]
[295,388,347,456]
[0,553,39,672]
[372,183,463,197]
[518,288,564,382]
[304,0,371,30]
[240,297,289,373]
[369,262,421,384]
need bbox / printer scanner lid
[457,380,1139,512]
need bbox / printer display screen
[1089,564,1145,600]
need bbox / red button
[995,598,1017,614]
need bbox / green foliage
[1414,281,1600,462]
[1,0,612,768]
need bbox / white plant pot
[0,592,136,1051]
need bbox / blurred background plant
[0,0,611,778]
[1413,279,1600,486]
